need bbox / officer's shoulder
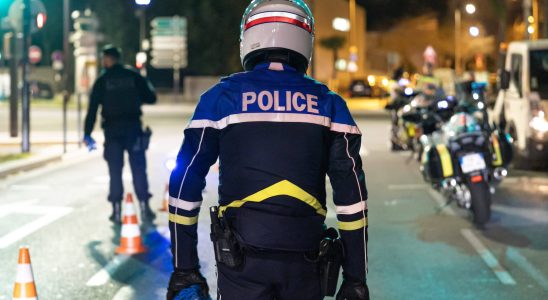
[197,79,233,106]
[121,65,142,76]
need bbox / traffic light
[36,12,46,29]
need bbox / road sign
[150,16,188,69]
[151,17,186,30]
[28,45,41,64]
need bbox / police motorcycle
[403,82,512,226]
[385,78,421,151]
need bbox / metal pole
[21,0,31,153]
[8,33,18,138]
[77,93,82,148]
[525,0,532,39]
[63,0,70,153]
[309,0,315,78]
[139,9,146,50]
[173,66,180,102]
[533,0,539,40]
[455,8,462,75]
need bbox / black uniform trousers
[103,128,151,203]
[217,250,322,300]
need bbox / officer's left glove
[83,135,97,152]
[336,276,370,300]
[167,268,210,300]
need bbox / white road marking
[0,205,73,248]
[388,184,427,191]
[426,189,518,285]
[9,184,51,191]
[493,205,548,224]
[86,255,131,287]
[461,229,516,285]
[507,247,548,290]
[112,286,135,300]
[0,199,39,218]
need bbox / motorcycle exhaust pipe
[493,167,508,181]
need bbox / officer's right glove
[83,135,97,152]
[167,268,210,300]
[336,276,370,300]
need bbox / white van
[493,40,548,166]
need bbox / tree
[319,35,346,79]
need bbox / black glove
[167,268,209,300]
[336,277,370,300]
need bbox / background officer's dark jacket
[84,64,157,136]
[169,62,368,281]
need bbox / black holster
[318,228,345,297]
[210,206,244,269]
[141,126,152,150]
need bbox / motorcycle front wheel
[469,182,491,227]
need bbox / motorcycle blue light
[165,159,177,171]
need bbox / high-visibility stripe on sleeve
[331,122,361,135]
[169,213,198,226]
[336,201,367,215]
[338,217,367,231]
[169,197,202,211]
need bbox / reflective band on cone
[160,183,169,212]
[116,193,147,255]
[13,247,38,300]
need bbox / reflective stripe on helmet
[245,11,312,33]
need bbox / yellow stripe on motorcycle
[436,144,454,177]
[407,124,416,138]
[492,135,503,167]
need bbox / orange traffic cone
[115,193,147,254]
[159,183,169,212]
[13,247,37,300]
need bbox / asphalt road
[0,104,547,300]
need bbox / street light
[455,2,477,75]
[465,4,476,15]
[469,26,480,37]
[332,17,350,32]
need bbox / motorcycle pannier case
[490,131,513,167]
[422,144,455,182]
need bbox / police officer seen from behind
[83,45,157,224]
[167,1,369,299]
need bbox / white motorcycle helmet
[240,0,315,73]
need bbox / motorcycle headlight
[403,104,412,113]
[404,87,414,96]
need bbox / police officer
[83,45,157,224]
[167,1,369,299]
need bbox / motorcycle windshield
[444,112,481,136]
[530,50,548,100]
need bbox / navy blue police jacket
[169,62,368,281]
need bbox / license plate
[460,153,486,174]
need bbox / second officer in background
[83,45,157,224]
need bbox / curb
[0,153,63,179]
